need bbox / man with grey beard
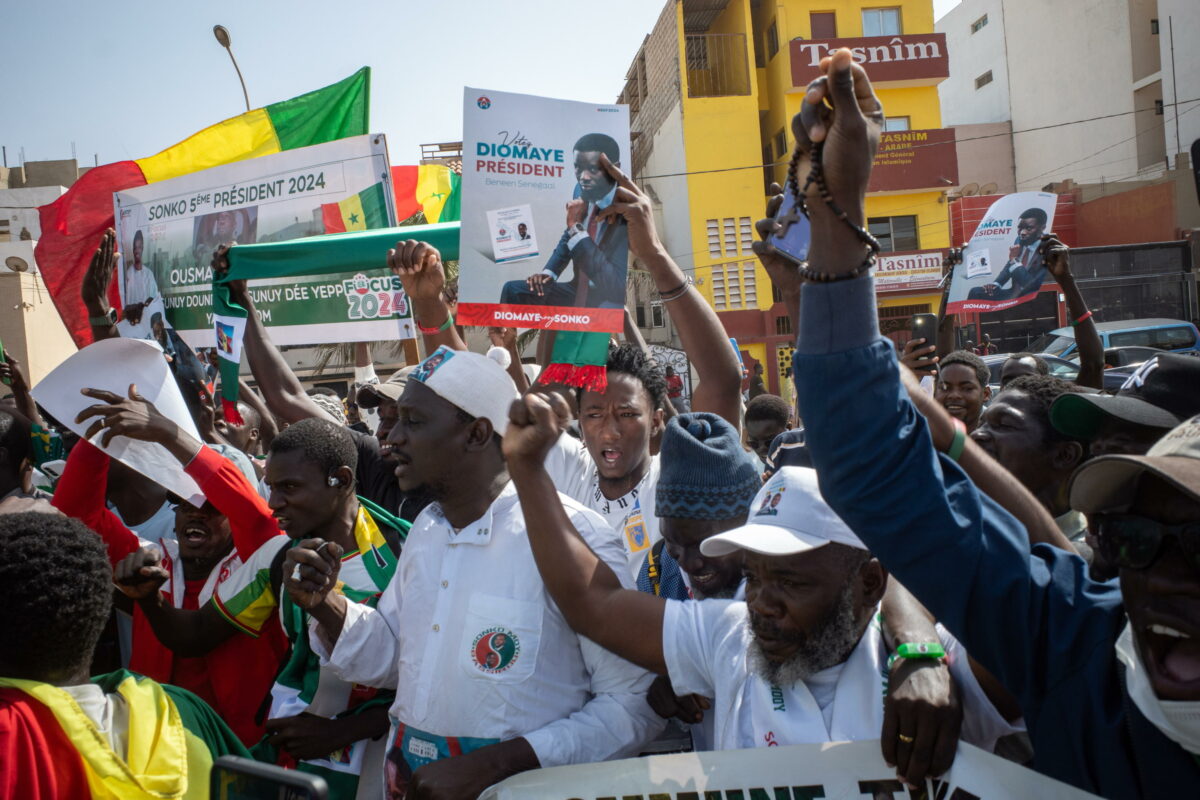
[505,390,1024,786]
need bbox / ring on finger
[898,733,915,744]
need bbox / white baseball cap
[701,466,867,557]
[409,346,520,436]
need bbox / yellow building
[621,0,956,394]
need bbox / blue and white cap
[410,346,520,436]
[700,466,866,557]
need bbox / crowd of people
[2,50,1199,799]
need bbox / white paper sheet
[32,337,205,506]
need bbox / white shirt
[663,599,1021,753]
[312,482,664,768]
[545,433,661,579]
[123,263,159,305]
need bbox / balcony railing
[685,33,750,98]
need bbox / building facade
[620,0,956,395]
[938,0,1200,191]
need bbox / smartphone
[767,184,811,265]
[0,339,8,385]
[210,755,329,800]
[909,314,939,370]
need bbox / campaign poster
[946,191,1058,314]
[113,134,403,349]
[456,87,632,333]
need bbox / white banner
[481,740,1100,800]
[456,87,632,334]
[112,135,399,349]
[947,191,1058,315]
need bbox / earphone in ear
[327,476,340,487]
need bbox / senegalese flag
[392,164,461,223]
[0,670,249,800]
[36,68,371,348]
[321,181,389,233]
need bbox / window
[970,14,988,34]
[883,116,911,132]
[1151,18,1159,34]
[775,315,793,335]
[772,284,783,303]
[742,262,758,306]
[868,215,919,253]
[975,70,994,90]
[707,217,754,260]
[721,218,737,256]
[1155,99,1164,115]
[766,20,779,59]
[773,128,787,159]
[712,268,726,310]
[862,8,900,36]
[650,301,665,328]
[739,217,754,253]
[810,11,837,38]
[710,262,758,310]
[706,219,721,258]
[635,304,647,328]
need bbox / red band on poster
[456,302,623,333]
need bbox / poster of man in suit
[457,88,632,334]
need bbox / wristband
[887,641,947,669]
[416,312,454,335]
[1070,310,1093,327]
[946,418,967,462]
[89,309,117,326]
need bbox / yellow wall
[678,0,770,311]
[675,0,947,315]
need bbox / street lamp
[213,25,250,112]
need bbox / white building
[937,0,1199,191]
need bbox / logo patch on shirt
[755,486,786,517]
[470,627,520,674]
[625,509,649,553]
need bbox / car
[1095,346,1164,369]
[1028,318,1200,359]
[981,353,1080,392]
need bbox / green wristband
[946,420,967,462]
[887,641,947,669]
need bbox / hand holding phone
[766,184,811,266]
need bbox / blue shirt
[791,275,1200,798]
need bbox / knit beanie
[655,412,763,520]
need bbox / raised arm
[1043,237,1102,390]
[935,249,961,359]
[504,391,667,674]
[788,51,1107,705]
[81,229,120,343]
[387,240,468,353]
[898,367,1073,552]
[598,157,742,428]
[208,245,333,425]
[114,545,238,656]
[0,355,42,428]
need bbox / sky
[4,0,961,169]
